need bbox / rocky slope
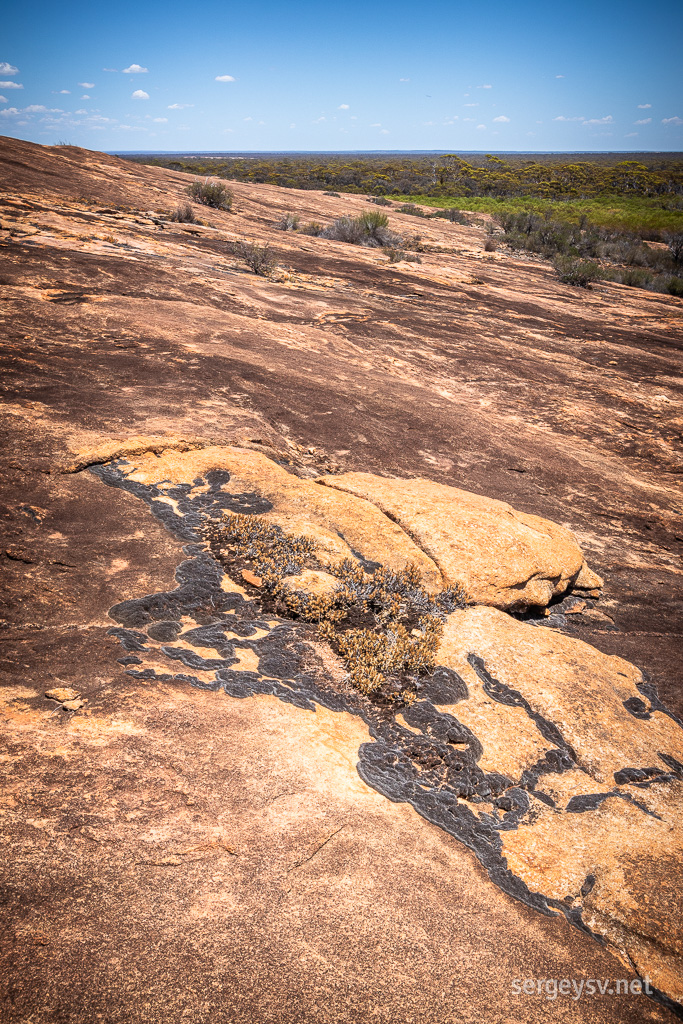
[1,136,682,1023]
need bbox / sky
[1,0,682,153]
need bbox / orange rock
[241,568,263,587]
[45,687,80,703]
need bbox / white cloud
[477,84,492,89]
[57,89,71,94]
[464,102,478,107]
[0,81,23,89]
[24,104,47,112]
[168,102,193,109]
[75,108,87,114]
[463,117,475,122]
[313,116,325,122]
[370,122,381,127]
[81,95,90,100]
[222,128,234,133]
[555,74,565,78]
[103,67,118,72]
[476,124,486,130]
[338,103,349,109]
[131,89,149,100]
[78,82,95,89]
[122,64,148,73]
[399,77,410,82]
[380,129,389,134]
[493,115,510,123]
[0,96,5,103]
[243,116,253,121]
[662,116,683,126]
[582,115,613,125]
[635,118,652,125]
[553,115,584,121]
[153,117,168,123]
[637,103,651,109]
[624,132,638,138]
[0,107,19,116]
[215,75,235,82]
[0,62,18,75]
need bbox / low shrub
[323,210,402,248]
[324,191,341,197]
[169,203,197,224]
[397,203,426,217]
[228,239,276,276]
[403,233,426,252]
[665,232,683,264]
[604,267,652,288]
[429,207,469,225]
[386,249,421,264]
[300,221,324,236]
[484,238,496,252]
[650,274,683,296]
[369,196,392,206]
[187,179,233,210]
[553,256,602,288]
[275,212,299,231]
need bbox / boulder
[319,472,602,609]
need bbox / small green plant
[553,256,602,288]
[187,179,233,210]
[275,212,299,231]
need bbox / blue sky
[2,0,682,152]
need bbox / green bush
[397,203,426,217]
[323,210,401,248]
[553,256,602,288]
[187,179,233,210]
[428,208,469,225]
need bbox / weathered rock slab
[319,472,602,609]
[435,605,683,1000]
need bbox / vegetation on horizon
[132,151,683,233]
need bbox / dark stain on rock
[92,461,683,1019]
